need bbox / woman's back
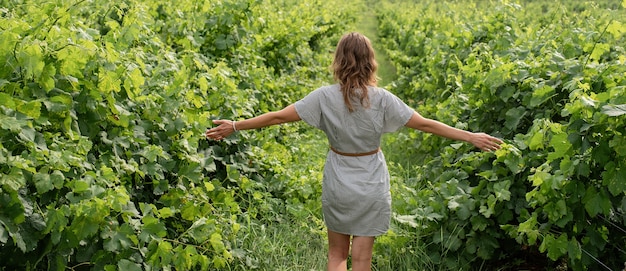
[294,84,414,153]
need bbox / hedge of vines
[378,0,626,270]
[0,0,353,269]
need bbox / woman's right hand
[205,120,236,140]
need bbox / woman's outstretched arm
[404,111,503,152]
[205,104,301,140]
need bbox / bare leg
[350,235,375,271]
[327,229,350,271]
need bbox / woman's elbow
[405,113,431,131]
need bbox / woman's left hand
[205,120,236,140]
[469,132,503,152]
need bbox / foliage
[0,0,352,269]
[378,0,626,270]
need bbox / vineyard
[0,0,625,270]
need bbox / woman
[206,32,503,271]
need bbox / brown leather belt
[330,146,380,157]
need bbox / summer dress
[294,84,413,236]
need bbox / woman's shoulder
[309,84,341,96]
[369,86,396,98]
[321,84,340,92]
[298,84,340,102]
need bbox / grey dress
[294,84,414,236]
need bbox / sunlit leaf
[17,100,42,119]
[0,93,16,109]
[0,115,27,132]
[18,43,45,80]
[590,43,610,61]
[530,84,555,107]
[528,131,544,150]
[601,104,626,116]
[547,132,572,161]
[34,173,53,194]
[540,234,568,261]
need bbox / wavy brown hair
[332,32,378,112]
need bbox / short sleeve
[294,88,324,129]
[382,91,414,133]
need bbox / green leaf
[226,164,240,182]
[483,62,515,90]
[98,70,121,94]
[470,215,489,231]
[0,93,16,109]
[187,218,214,243]
[493,180,511,201]
[34,172,53,194]
[140,145,166,163]
[117,259,142,271]
[394,214,419,228]
[495,143,524,174]
[204,181,215,192]
[498,85,517,102]
[70,180,90,193]
[141,215,167,238]
[547,133,572,161]
[3,167,28,191]
[0,221,8,243]
[103,224,135,252]
[602,162,626,196]
[504,107,526,131]
[18,126,36,143]
[540,233,568,261]
[456,204,471,221]
[173,245,200,270]
[18,43,45,80]
[148,240,173,266]
[158,207,174,218]
[528,131,544,150]
[209,232,225,252]
[44,94,72,113]
[180,202,200,221]
[601,104,626,116]
[38,63,56,92]
[479,195,496,218]
[583,188,611,217]
[568,238,582,260]
[17,100,42,119]
[123,68,145,99]
[530,84,555,107]
[545,199,567,221]
[179,162,202,182]
[518,214,539,245]
[0,115,27,132]
[590,43,610,61]
[44,206,69,244]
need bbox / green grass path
[356,2,397,88]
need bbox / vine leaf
[117,259,142,271]
[601,104,626,116]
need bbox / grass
[355,0,397,88]
[226,214,441,271]
[226,214,327,271]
